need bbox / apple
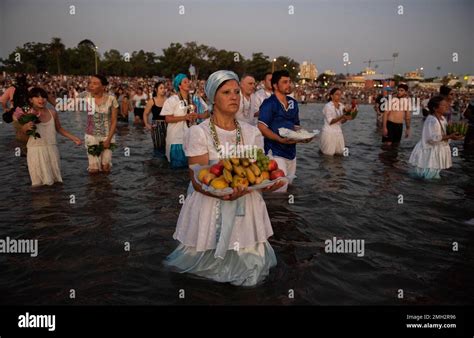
[270,169,285,180]
[210,163,224,177]
[267,159,278,172]
[202,173,217,185]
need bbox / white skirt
[27,145,62,186]
[167,189,276,286]
[173,190,274,251]
[409,141,452,170]
[320,130,345,156]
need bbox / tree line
[0,38,300,81]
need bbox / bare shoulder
[49,107,59,118]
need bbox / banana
[232,175,241,188]
[222,159,233,171]
[233,165,246,178]
[230,157,240,165]
[240,158,250,167]
[211,176,229,189]
[232,176,249,188]
[250,163,261,176]
[223,168,233,183]
[240,178,249,188]
[245,168,256,184]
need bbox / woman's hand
[449,133,464,141]
[186,113,198,122]
[383,127,388,137]
[103,139,111,149]
[221,186,250,201]
[22,121,34,133]
[144,123,152,131]
[71,136,82,146]
[261,180,286,192]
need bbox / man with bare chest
[382,83,411,146]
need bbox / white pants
[268,150,296,193]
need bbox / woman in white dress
[319,87,354,156]
[164,70,284,286]
[82,75,119,174]
[18,87,82,186]
[160,74,208,168]
[409,96,463,179]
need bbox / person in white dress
[82,75,118,174]
[164,70,284,286]
[409,96,463,179]
[18,87,81,186]
[160,74,208,168]
[319,87,354,156]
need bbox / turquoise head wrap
[173,73,188,93]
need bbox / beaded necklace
[209,116,243,152]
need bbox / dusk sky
[1,0,472,77]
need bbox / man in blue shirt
[258,70,309,192]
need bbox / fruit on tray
[196,149,285,190]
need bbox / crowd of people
[1,70,473,287]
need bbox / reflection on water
[0,104,473,305]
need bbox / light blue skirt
[164,241,277,287]
[413,167,442,179]
[169,144,188,169]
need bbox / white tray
[190,164,291,197]
[278,128,319,140]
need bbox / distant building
[462,75,474,86]
[323,70,336,76]
[404,70,424,81]
[337,75,365,88]
[363,74,395,89]
[299,61,318,81]
[362,67,376,76]
[418,82,443,90]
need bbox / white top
[252,88,272,115]
[322,101,344,134]
[160,94,209,160]
[236,93,256,125]
[132,93,148,108]
[27,109,57,148]
[174,119,272,251]
[184,119,264,160]
[409,114,452,169]
[160,95,188,160]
